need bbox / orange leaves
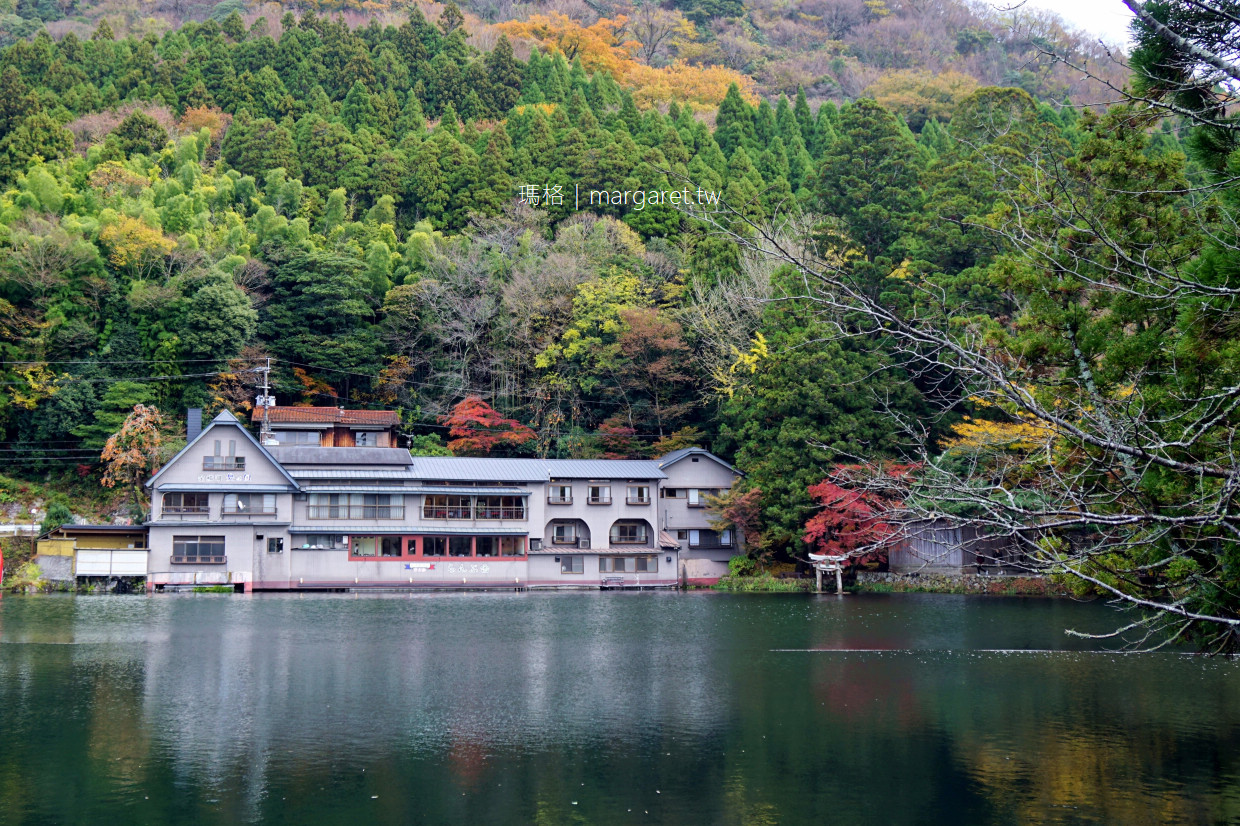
[441,395,535,456]
[293,367,337,405]
[101,404,166,490]
[495,12,755,107]
[497,13,638,76]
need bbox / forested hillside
[0,3,1175,535]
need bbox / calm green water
[0,592,1238,825]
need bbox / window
[687,488,718,508]
[267,537,284,554]
[676,530,688,540]
[548,484,572,504]
[587,484,611,504]
[423,536,447,556]
[422,495,471,519]
[204,439,244,471]
[560,556,584,574]
[626,485,650,505]
[171,535,225,563]
[661,488,686,499]
[500,537,525,556]
[689,529,734,548]
[600,556,656,573]
[354,430,375,446]
[296,534,347,549]
[163,492,208,515]
[308,494,402,519]
[223,493,276,515]
[551,523,577,544]
[449,536,472,557]
[476,536,497,557]
[271,430,321,445]
[380,537,401,557]
[353,537,378,557]
[476,496,526,520]
[610,522,648,545]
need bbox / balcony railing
[626,496,651,505]
[610,535,648,545]
[475,506,526,520]
[203,457,245,470]
[223,507,278,517]
[422,506,472,519]
[307,506,404,520]
[587,496,612,505]
[171,555,226,564]
[551,534,578,545]
[547,495,572,505]
[162,506,210,517]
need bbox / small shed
[887,519,1021,574]
[37,525,149,582]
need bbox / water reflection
[0,592,1238,825]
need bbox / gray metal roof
[146,410,299,490]
[657,447,740,474]
[286,469,416,480]
[268,446,414,466]
[287,524,528,535]
[300,485,530,496]
[409,456,666,482]
[156,484,296,493]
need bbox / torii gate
[808,553,850,595]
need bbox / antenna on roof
[256,357,277,445]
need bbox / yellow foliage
[714,332,769,398]
[11,365,61,410]
[940,409,1055,452]
[98,214,175,267]
[495,12,756,107]
[512,103,558,117]
[864,69,980,127]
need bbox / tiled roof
[268,446,413,466]
[252,406,399,426]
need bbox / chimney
[187,408,203,442]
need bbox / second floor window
[307,493,402,519]
[548,484,572,504]
[475,496,526,520]
[551,523,578,544]
[610,522,648,545]
[163,492,208,514]
[223,493,276,515]
[626,485,650,504]
[423,495,472,519]
[588,484,611,504]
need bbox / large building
[143,408,743,591]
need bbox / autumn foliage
[442,395,536,456]
[803,464,915,566]
[495,12,755,107]
[101,404,168,514]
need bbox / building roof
[657,447,740,475]
[409,456,667,482]
[146,410,299,489]
[267,446,414,466]
[252,406,400,426]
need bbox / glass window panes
[449,536,472,556]
[353,537,378,556]
[423,537,447,556]
[561,556,583,574]
[475,536,497,557]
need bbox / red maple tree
[803,464,915,567]
[442,396,536,456]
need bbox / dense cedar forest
[8,0,1240,647]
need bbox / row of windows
[558,555,659,574]
[171,535,225,563]
[546,484,650,505]
[661,488,722,506]
[422,495,526,520]
[549,522,650,544]
[350,535,528,559]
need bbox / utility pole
[256,358,275,445]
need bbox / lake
[0,592,1237,825]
